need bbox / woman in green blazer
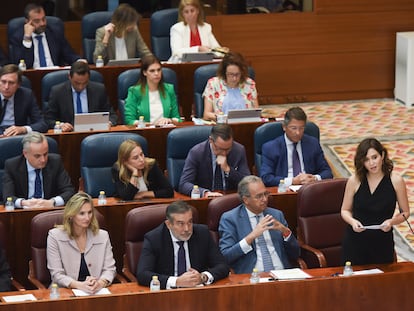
[124,55,180,126]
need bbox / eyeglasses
[248,191,270,201]
[225,72,241,78]
[286,126,305,132]
[210,138,232,153]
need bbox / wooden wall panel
[314,0,414,14]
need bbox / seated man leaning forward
[137,201,229,289]
[219,175,299,274]
[179,124,250,197]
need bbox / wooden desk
[46,121,264,190]
[1,262,413,310]
[23,61,216,120]
[0,189,297,289]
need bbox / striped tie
[255,215,274,272]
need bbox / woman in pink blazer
[47,192,116,294]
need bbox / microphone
[399,208,414,235]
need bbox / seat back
[254,121,320,174]
[21,76,32,89]
[193,64,255,118]
[0,136,58,202]
[41,69,104,112]
[117,68,178,124]
[296,178,348,268]
[80,132,148,197]
[81,11,113,64]
[166,126,212,190]
[29,209,105,288]
[207,193,242,243]
[150,8,178,61]
[8,16,64,64]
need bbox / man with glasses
[0,64,47,136]
[260,106,332,187]
[178,124,250,197]
[137,201,229,289]
[219,175,299,274]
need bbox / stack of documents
[270,268,312,280]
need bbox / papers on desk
[2,293,37,303]
[352,268,384,276]
[288,185,302,192]
[72,288,111,296]
[192,117,215,125]
[361,224,385,230]
[269,268,312,280]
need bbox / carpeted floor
[262,99,414,260]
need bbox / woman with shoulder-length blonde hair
[47,192,116,294]
[112,139,174,200]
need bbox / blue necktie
[0,99,8,123]
[76,92,83,113]
[177,241,186,276]
[213,163,223,191]
[35,35,47,67]
[255,215,274,272]
[292,143,301,177]
[34,169,42,198]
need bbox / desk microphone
[399,208,414,235]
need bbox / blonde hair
[115,140,155,186]
[178,0,205,25]
[58,192,99,238]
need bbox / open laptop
[74,112,110,132]
[107,58,141,66]
[227,108,262,124]
[181,52,215,62]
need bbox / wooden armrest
[11,278,26,291]
[115,273,128,283]
[299,241,328,268]
[122,254,137,282]
[28,260,47,289]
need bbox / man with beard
[136,201,229,289]
[9,3,80,69]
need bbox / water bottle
[18,59,27,71]
[190,185,201,199]
[96,55,104,68]
[49,283,60,299]
[137,116,145,128]
[278,179,287,193]
[150,275,160,291]
[250,268,260,284]
[53,121,62,134]
[5,197,14,211]
[343,261,353,276]
[98,191,107,205]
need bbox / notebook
[74,112,110,132]
[226,108,262,124]
[107,58,141,66]
[181,52,215,62]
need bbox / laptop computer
[74,112,110,132]
[181,52,215,62]
[226,108,262,124]
[107,58,141,66]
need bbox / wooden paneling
[315,0,414,14]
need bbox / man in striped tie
[219,175,299,274]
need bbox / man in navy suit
[45,61,117,131]
[179,124,251,197]
[0,64,47,136]
[9,3,80,69]
[260,106,332,187]
[219,175,299,274]
[137,201,229,289]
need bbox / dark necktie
[0,98,8,123]
[213,163,223,191]
[255,215,274,272]
[76,92,83,113]
[34,169,42,198]
[35,35,47,67]
[177,241,186,276]
[292,143,301,177]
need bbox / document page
[270,268,312,280]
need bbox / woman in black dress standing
[341,138,410,265]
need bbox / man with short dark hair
[45,61,117,131]
[0,64,47,136]
[137,201,229,289]
[179,124,250,197]
[2,131,74,208]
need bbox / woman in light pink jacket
[47,192,116,294]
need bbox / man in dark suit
[9,3,80,69]
[179,124,251,197]
[45,61,117,131]
[0,64,47,136]
[219,175,299,274]
[260,106,333,187]
[2,131,74,209]
[137,201,229,289]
